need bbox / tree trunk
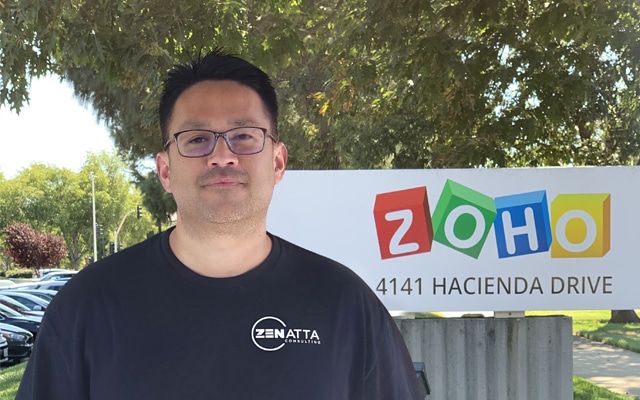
[609,310,640,323]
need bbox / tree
[0,152,156,268]
[291,0,639,169]
[2,222,67,274]
[610,310,640,323]
[3,0,637,169]
[2,0,638,319]
[135,170,176,234]
[0,0,305,162]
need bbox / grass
[0,362,26,400]
[0,311,636,400]
[527,309,640,353]
[574,376,639,400]
[528,310,640,400]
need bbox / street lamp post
[113,209,135,253]
[91,173,97,262]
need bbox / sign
[266,167,639,312]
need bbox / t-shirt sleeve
[337,274,425,400]
[362,308,426,400]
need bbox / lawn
[0,362,26,400]
[527,309,640,353]
[574,376,639,400]
[529,309,640,400]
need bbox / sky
[0,75,115,179]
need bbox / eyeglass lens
[177,128,265,157]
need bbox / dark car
[0,322,34,363]
[0,304,40,338]
[0,335,8,365]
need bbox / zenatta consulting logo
[373,179,611,260]
[251,316,321,352]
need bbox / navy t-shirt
[17,229,423,399]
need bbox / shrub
[2,223,67,276]
[6,268,36,279]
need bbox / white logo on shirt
[251,316,321,351]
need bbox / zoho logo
[373,179,611,260]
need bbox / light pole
[91,173,97,262]
[113,209,135,253]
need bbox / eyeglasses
[163,127,275,157]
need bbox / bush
[5,268,35,279]
[2,223,67,270]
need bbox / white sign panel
[267,167,640,312]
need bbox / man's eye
[231,133,254,141]
[186,135,210,145]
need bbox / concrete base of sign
[395,316,573,400]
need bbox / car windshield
[1,297,31,311]
[10,294,48,308]
[15,291,53,302]
[0,303,23,318]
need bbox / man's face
[156,80,287,227]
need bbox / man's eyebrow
[178,121,209,130]
[231,119,259,127]
[177,119,260,130]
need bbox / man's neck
[168,222,273,278]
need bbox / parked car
[2,289,56,303]
[0,304,40,338]
[13,280,67,293]
[35,270,78,282]
[0,295,44,318]
[33,268,67,278]
[0,280,15,289]
[0,292,49,312]
[0,322,34,363]
[0,335,8,365]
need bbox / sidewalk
[573,335,640,398]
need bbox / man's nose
[207,137,238,166]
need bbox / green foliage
[574,376,638,400]
[2,0,637,172]
[0,251,12,272]
[575,322,640,353]
[0,151,156,267]
[5,268,35,279]
[528,309,640,347]
[0,362,26,400]
[134,169,176,234]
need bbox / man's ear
[274,142,288,184]
[156,152,173,193]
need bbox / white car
[36,270,78,282]
[10,280,67,294]
[0,292,49,312]
[32,268,67,279]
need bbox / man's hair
[158,48,279,146]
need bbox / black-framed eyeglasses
[163,127,276,157]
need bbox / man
[17,49,423,399]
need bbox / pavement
[573,335,640,398]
